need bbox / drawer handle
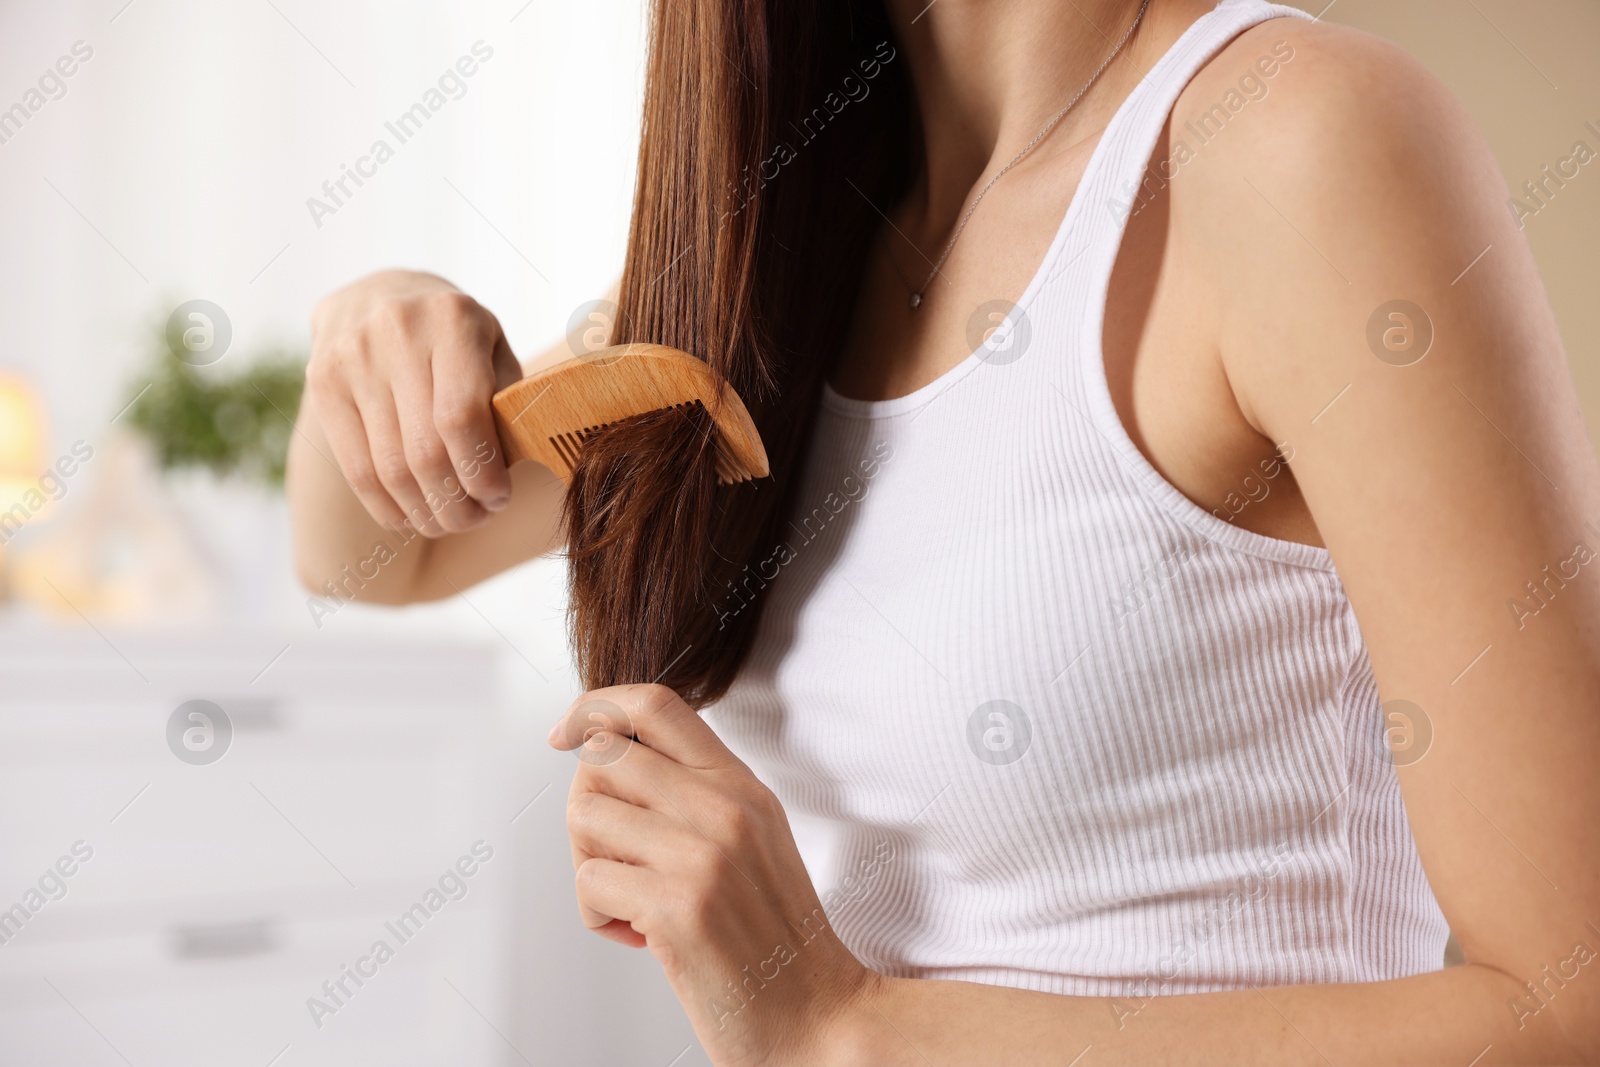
[169,918,280,960]
[207,697,284,732]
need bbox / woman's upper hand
[306,270,524,538]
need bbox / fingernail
[486,494,510,512]
[546,716,564,745]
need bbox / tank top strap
[1070,0,1317,363]
[1047,0,1328,572]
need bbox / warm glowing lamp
[0,374,48,568]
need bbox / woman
[288,0,1600,1061]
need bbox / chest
[832,124,1318,548]
[708,370,1354,877]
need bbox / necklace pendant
[908,292,922,311]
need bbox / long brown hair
[564,0,912,708]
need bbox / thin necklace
[895,0,1151,311]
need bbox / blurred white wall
[1,0,645,425]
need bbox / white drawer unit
[0,628,514,1067]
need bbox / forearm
[830,964,1591,1066]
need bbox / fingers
[564,742,698,936]
[312,384,408,529]
[568,838,615,933]
[588,917,647,948]
[489,333,523,390]
[564,742,673,933]
[389,365,489,534]
[432,308,515,513]
[568,730,781,883]
[350,384,447,537]
[549,684,737,770]
[565,769,614,933]
[567,788,677,936]
[567,790,681,867]
[571,732,700,814]
[575,856,656,933]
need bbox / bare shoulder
[1160,14,1532,433]
[1174,14,1484,175]
[1170,12,1506,235]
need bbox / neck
[883,0,1170,229]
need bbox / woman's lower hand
[549,683,873,1067]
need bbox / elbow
[1555,992,1600,1065]
[292,547,350,602]
[1480,958,1600,1063]
[292,551,327,600]
[288,514,439,607]
[292,553,423,608]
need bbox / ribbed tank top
[706,0,1449,996]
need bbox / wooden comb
[490,343,769,486]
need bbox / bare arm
[287,270,580,603]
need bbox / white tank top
[707,0,1448,997]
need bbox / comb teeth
[547,400,754,485]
